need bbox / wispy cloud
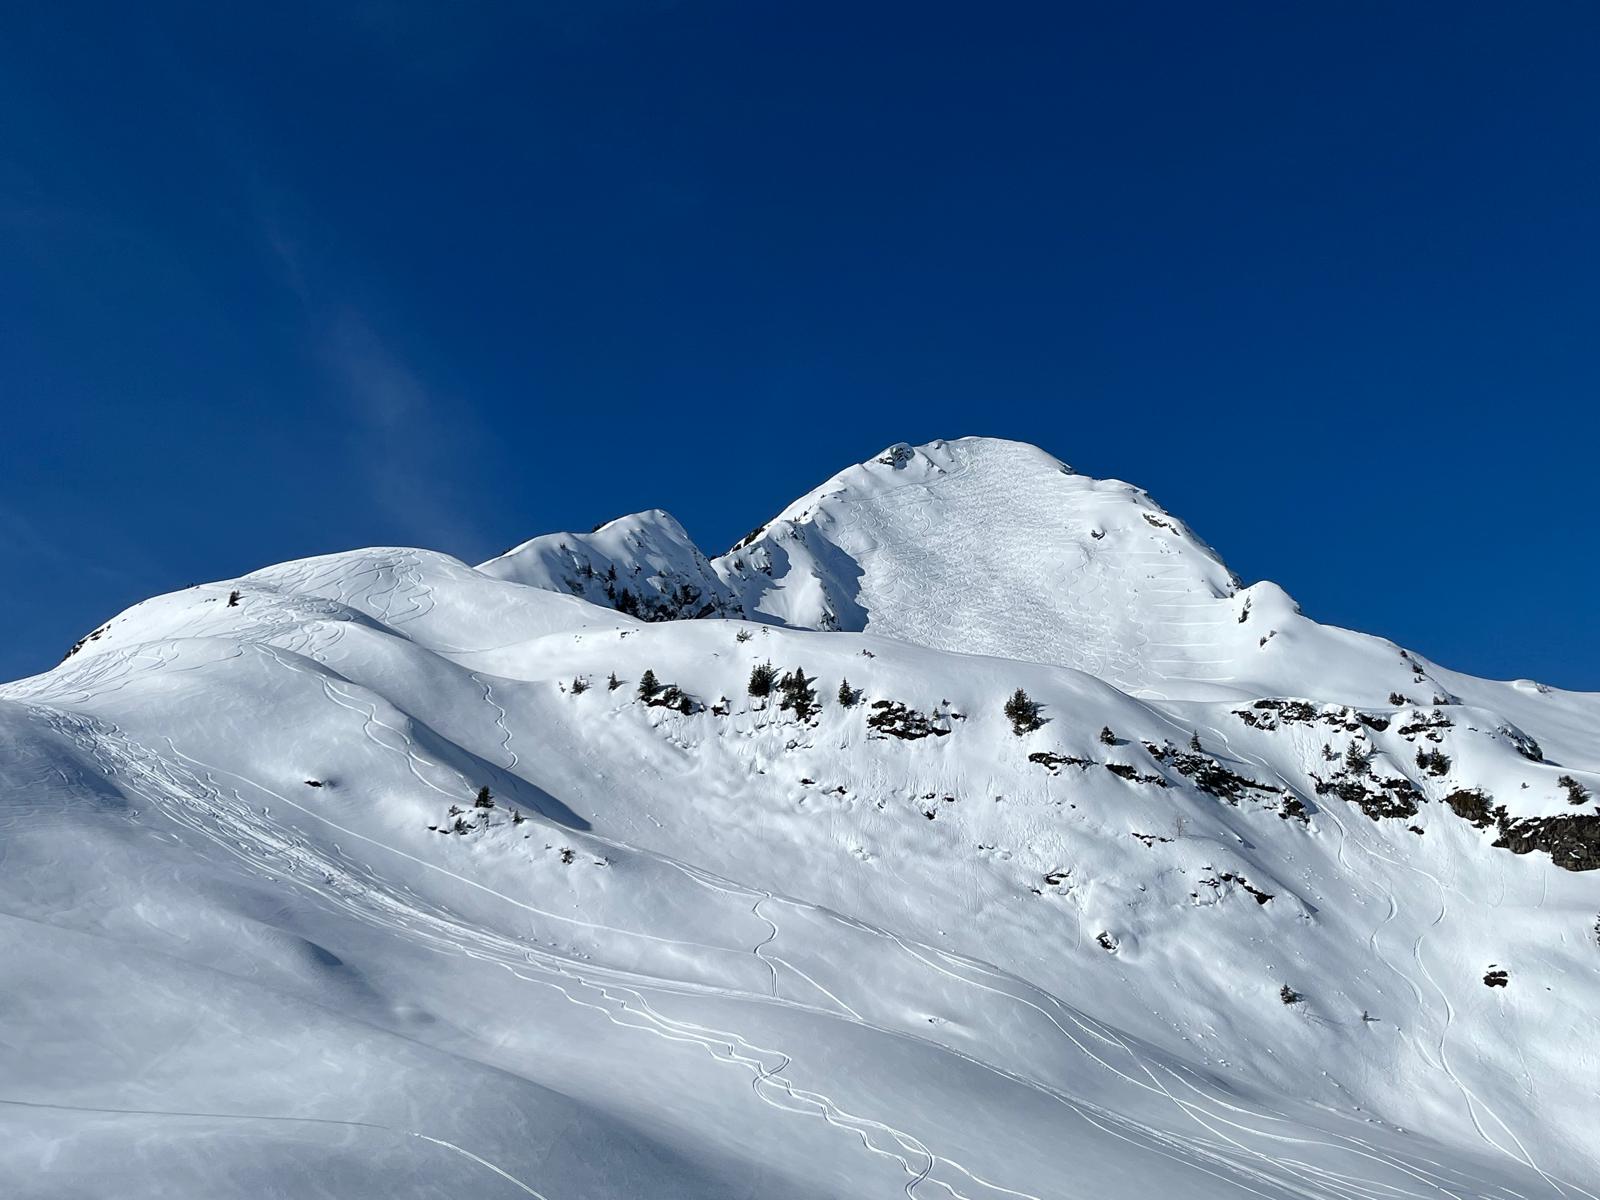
[315,310,490,557]
[243,185,492,560]
[32,21,504,565]
[0,504,137,584]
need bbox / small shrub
[1279,984,1303,1005]
[653,684,698,714]
[1099,726,1116,746]
[1416,747,1451,777]
[570,676,589,695]
[735,629,752,643]
[1105,763,1166,786]
[1559,775,1591,806]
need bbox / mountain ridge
[3,436,1597,1199]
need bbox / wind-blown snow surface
[4,439,1597,1199]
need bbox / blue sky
[3,3,1597,688]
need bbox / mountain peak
[711,436,1250,688]
[7,436,1598,1198]
[479,508,741,621]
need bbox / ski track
[1077,697,1580,1200]
[27,705,1020,1200]
[1176,711,1593,1200]
[0,1096,552,1198]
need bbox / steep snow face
[480,510,741,621]
[708,439,1600,759]
[716,438,1246,684]
[5,441,1600,1200]
[710,438,1434,706]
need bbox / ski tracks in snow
[0,1088,551,1198]
[22,671,1581,1200]
[1270,723,1590,1200]
[477,674,520,771]
[32,705,1027,1200]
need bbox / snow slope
[3,439,1597,1199]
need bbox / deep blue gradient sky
[3,3,1597,688]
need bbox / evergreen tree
[837,678,859,707]
[1099,725,1116,746]
[638,669,660,698]
[778,667,819,720]
[474,786,494,808]
[748,660,777,699]
[1416,747,1451,776]
[607,672,623,691]
[1003,688,1043,735]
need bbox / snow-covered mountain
[4,437,1596,1199]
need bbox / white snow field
[3,437,1597,1199]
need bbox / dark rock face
[1493,813,1600,872]
[866,700,948,741]
[1313,770,1424,822]
[1148,742,1281,807]
[1028,750,1092,775]
[1232,698,1389,734]
[1443,789,1500,829]
[1434,787,1600,872]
